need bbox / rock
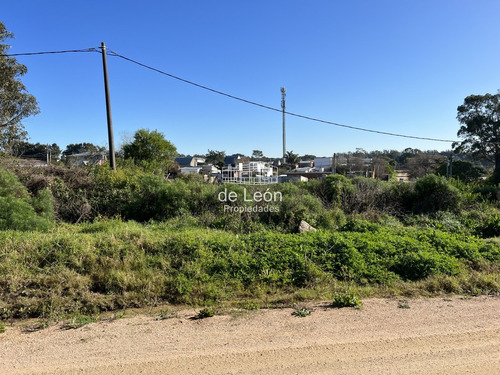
[299,220,317,233]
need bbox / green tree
[205,149,226,170]
[436,160,485,182]
[286,150,300,164]
[62,142,104,157]
[454,93,500,183]
[0,22,39,153]
[251,149,264,160]
[14,142,61,161]
[123,128,177,173]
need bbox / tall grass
[1,218,498,320]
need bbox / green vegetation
[196,308,215,319]
[0,162,499,322]
[292,307,311,317]
[331,292,362,309]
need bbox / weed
[0,322,5,333]
[238,302,260,310]
[62,315,97,330]
[397,300,410,309]
[331,292,362,309]
[196,308,215,319]
[291,307,311,317]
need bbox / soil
[1,296,499,374]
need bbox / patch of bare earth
[1,296,499,374]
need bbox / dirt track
[1,296,499,374]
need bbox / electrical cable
[0,48,98,57]
[2,47,457,143]
[107,50,456,143]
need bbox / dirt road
[1,296,499,374]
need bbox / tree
[454,93,500,183]
[205,149,226,170]
[62,143,104,157]
[14,141,61,161]
[123,128,177,173]
[285,150,300,164]
[0,22,39,153]
[436,160,485,182]
[251,150,264,160]
[405,153,444,178]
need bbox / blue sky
[3,1,500,157]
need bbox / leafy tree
[205,149,226,170]
[123,128,177,173]
[0,22,39,153]
[300,154,316,161]
[14,142,61,161]
[251,149,264,160]
[436,160,485,182]
[454,93,500,183]
[62,142,104,156]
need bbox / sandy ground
[1,296,499,375]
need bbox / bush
[412,174,460,213]
[0,168,53,231]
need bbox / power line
[2,47,457,143]
[0,48,98,57]
[107,50,456,143]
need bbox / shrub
[0,168,53,231]
[412,174,460,213]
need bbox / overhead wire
[0,48,99,57]
[2,47,457,143]
[107,50,456,143]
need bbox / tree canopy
[14,142,61,161]
[123,128,177,173]
[0,22,39,153]
[205,149,226,170]
[62,143,104,157]
[454,93,500,183]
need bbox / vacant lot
[1,296,499,374]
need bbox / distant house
[314,157,333,171]
[180,166,202,175]
[174,156,197,167]
[395,170,410,182]
[65,151,107,167]
[224,154,250,169]
[298,160,314,168]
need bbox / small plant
[62,315,97,330]
[397,300,410,309]
[331,292,362,309]
[0,322,5,333]
[239,302,260,311]
[196,308,215,319]
[291,307,311,317]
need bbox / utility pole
[281,87,286,163]
[100,42,116,171]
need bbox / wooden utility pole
[100,42,116,171]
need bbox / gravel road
[1,296,499,374]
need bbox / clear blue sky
[3,0,500,157]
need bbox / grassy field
[1,217,499,322]
[1,165,500,324]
